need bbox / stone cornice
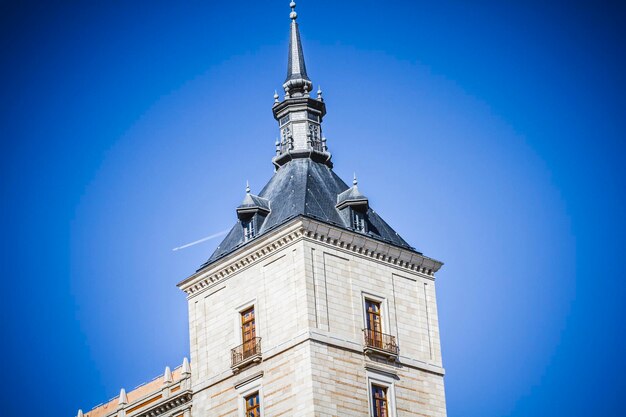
[299,218,443,276]
[131,391,191,417]
[178,217,443,297]
[177,221,305,296]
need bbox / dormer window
[352,210,366,233]
[236,188,270,243]
[243,219,255,241]
[337,177,370,233]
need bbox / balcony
[231,337,262,372]
[363,329,398,360]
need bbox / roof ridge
[302,158,313,215]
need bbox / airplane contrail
[172,229,230,251]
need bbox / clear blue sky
[1,1,624,416]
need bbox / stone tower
[177,2,447,416]
[75,3,446,417]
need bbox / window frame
[244,391,261,417]
[234,299,259,346]
[351,208,367,233]
[240,306,257,357]
[371,384,389,417]
[279,114,290,127]
[236,375,264,417]
[365,299,383,334]
[366,370,397,417]
[361,292,390,335]
[242,217,256,241]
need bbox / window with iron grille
[372,385,389,417]
[244,391,261,417]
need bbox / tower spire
[272,1,330,169]
[284,1,313,98]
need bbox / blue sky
[1,1,624,416]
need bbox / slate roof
[201,159,417,270]
[286,20,309,82]
[336,183,368,209]
[237,193,270,213]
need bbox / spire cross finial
[290,1,297,20]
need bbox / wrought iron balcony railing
[231,337,262,371]
[363,329,399,358]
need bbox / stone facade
[177,218,446,416]
[77,3,447,416]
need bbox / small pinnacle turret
[182,357,191,376]
[163,366,173,384]
[118,388,128,406]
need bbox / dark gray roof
[200,159,417,269]
[286,20,309,82]
[336,184,368,209]
[237,193,270,212]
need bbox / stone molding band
[179,217,443,297]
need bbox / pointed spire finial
[273,90,279,103]
[246,180,251,194]
[77,410,84,417]
[182,357,191,375]
[290,1,297,20]
[164,366,173,384]
[353,173,358,186]
[284,0,312,97]
[118,388,128,406]
[317,86,323,100]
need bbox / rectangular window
[245,392,261,417]
[372,385,389,417]
[307,110,320,122]
[352,210,366,232]
[241,307,256,359]
[279,114,290,126]
[243,218,255,241]
[367,370,396,417]
[365,299,383,347]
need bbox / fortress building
[77,2,446,416]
